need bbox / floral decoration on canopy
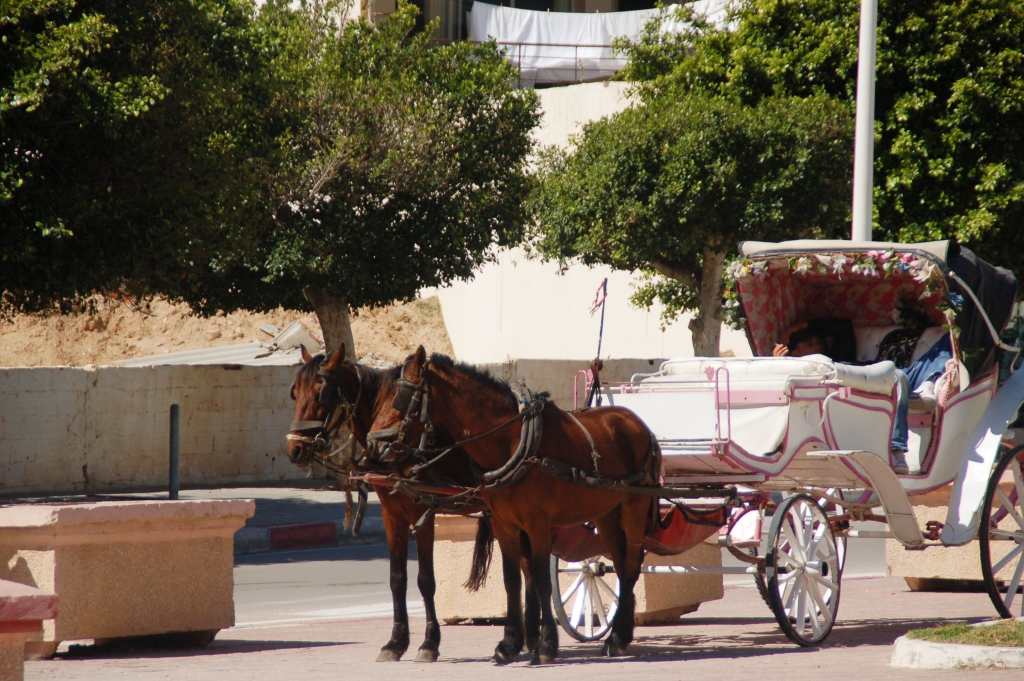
[723,250,962,357]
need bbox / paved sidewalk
[25,577,1022,680]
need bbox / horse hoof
[529,653,556,666]
[414,648,439,663]
[377,649,404,662]
[491,653,511,665]
[601,640,625,657]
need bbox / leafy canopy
[619,0,1024,270]
[241,1,540,312]
[1,0,273,315]
[529,92,853,327]
[1,0,540,318]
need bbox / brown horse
[366,347,659,664]
[285,346,544,662]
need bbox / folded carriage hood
[738,239,952,263]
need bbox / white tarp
[467,1,728,84]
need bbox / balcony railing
[493,41,622,86]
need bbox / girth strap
[565,410,601,475]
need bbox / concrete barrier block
[0,500,252,656]
[885,486,986,588]
[432,516,724,624]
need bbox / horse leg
[377,508,411,662]
[524,523,559,665]
[490,520,525,664]
[520,531,541,654]
[413,515,441,662]
[595,500,648,657]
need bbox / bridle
[286,356,364,465]
[366,359,436,465]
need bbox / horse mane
[428,354,549,408]
[297,354,396,410]
[372,364,403,414]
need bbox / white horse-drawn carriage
[551,239,1024,647]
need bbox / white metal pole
[851,0,878,241]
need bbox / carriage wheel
[549,555,619,642]
[980,444,1024,618]
[765,494,841,647]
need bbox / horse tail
[464,513,494,592]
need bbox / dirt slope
[0,296,454,367]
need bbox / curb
[234,517,386,556]
[891,635,1024,669]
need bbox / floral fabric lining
[728,252,955,357]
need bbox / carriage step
[806,450,924,548]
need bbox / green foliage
[618,0,1024,272]
[529,92,853,326]
[240,1,540,312]
[1,0,539,317]
[1,0,272,314]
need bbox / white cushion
[660,356,834,378]
[853,325,901,363]
[853,324,947,365]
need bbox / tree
[2,1,540,359]
[232,1,540,355]
[619,0,1024,273]
[530,92,853,356]
[1,0,272,317]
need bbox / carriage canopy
[729,239,1017,379]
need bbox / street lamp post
[851,0,878,241]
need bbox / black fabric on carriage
[946,244,1018,379]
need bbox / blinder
[365,360,434,465]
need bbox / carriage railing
[573,366,736,450]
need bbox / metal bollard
[169,404,180,500]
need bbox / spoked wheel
[765,494,841,646]
[549,555,619,642]
[980,444,1024,618]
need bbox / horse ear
[324,347,345,371]
[414,345,427,367]
[300,346,314,364]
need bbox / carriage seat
[853,324,947,364]
[655,356,896,396]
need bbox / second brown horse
[367,347,659,664]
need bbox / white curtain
[467,2,728,84]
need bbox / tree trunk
[687,249,726,357]
[303,285,356,360]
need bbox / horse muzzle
[366,428,401,463]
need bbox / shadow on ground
[56,634,352,660]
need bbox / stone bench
[0,499,253,658]
[0,579,57,681]
[433,515,723,624]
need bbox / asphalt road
[234,543,421,627]
[233,530,887,626]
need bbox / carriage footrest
[806,450,924,549]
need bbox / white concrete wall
[0,366,305,496]
[434,81,753,365]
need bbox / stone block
[433,516,724,624]
[0,579,58,681]
[0,500,253,657]
[885,486,986,590]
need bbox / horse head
[286,343,359,467]
[366,346,430,464]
